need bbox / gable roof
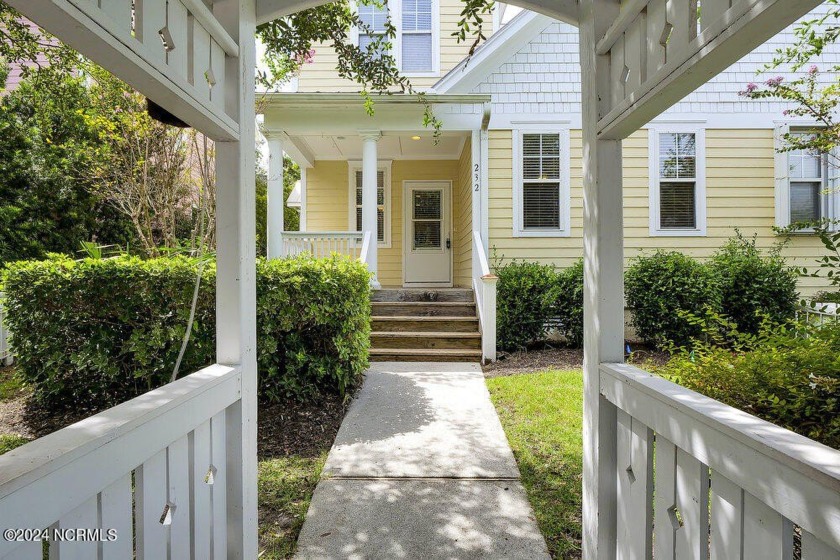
[434,10,553,94]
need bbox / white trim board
[434,11,553,94]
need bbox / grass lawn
[487,369,583,560]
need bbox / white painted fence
[600,362,840,559]
[0,364,242,559]
[472,231,497,363]
[281,231,366,260]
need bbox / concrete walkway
[295,362,551,560]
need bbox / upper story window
[512,127,571,237]
[353,0,439,77]
[401,0,433,72]
[358,2,389,52]
[775,126,839,229]
[349,162,391,247]
[649,125,707,237]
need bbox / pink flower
[809,64,819,74]
[783,110,791,116]
[765,76,784,87]
[739,82,758,96]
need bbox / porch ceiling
[291,132,468,162]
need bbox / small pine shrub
[553,259,584,347]
[625,251,720,348]
[495,260,559,351]
[709,232,798,334]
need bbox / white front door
[404,181,452,286]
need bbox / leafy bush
[553,260,584,347]
[813,291,840,304]
[3,254,370,408]
[495,260,559,351]
[709,233,798,334]
[625,251,720,348]
[659,316,840,448]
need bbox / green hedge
[625,251,720,348]
[495,261,559,351]
[659,318,840,448]
[3,254,370,407]
[553,259,584,348]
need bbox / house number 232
[474,164,480,192]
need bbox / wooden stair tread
[372,316,478,321]
[371,331,481,338]
[371,301,475,307]
[369,348,482,356]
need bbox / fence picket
[136,450,168,560]
[675,449,709,560]
[710,472,743,560]
[168,436,192,559]
[54,497,98,560]
[743,493,784,559]
[100,474,133,560]
[191,422,213,560]
[654,435,677,560]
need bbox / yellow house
[260,4,840,360]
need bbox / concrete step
[371,301,477,317]
[371,331,482,350]
[371,288,474,303]
[371,316,480,333]
[369,348,483,362]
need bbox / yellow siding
[454,138,473,287]
[488,128,835,297]
[305,158,466,286]
[297,0,484,92]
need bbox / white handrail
[0,364,242,558]
[599,362,840,558]
[472,231,496,363]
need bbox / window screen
[358,2,388,56]
[401,0,433,72]
[521,133,561,230]
[658,132,698,229]
[354,170,386,242]
[788,133,824,223]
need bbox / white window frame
[648,124,707,237]
[349,0,440,78]
[511,125,571,238]
[348,160,392,248]
[774,122,840,232]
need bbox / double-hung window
[401,0,434,73]
[649,126,706,236]
[357,2,389,54]
[353,0,438,76]
[775,126,839,229]
[513,128,571,237]
[349,163,391,246]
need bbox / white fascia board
[434,11,554,94]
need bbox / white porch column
[580,1,622,559]
[265,134,285,259]
[215,0,258,557]
[360,130,381,288]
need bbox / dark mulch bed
[484,347,583,377]
[483,344,671,378]
[258,393,350,461]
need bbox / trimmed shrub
[3,254,370,407]
[495,260,559,351]
[660,317,840,448]
[625,251,720,348]
[553,259,584,347]
[709,233,798,334]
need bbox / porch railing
[472,231,497,363]
[0,364,243,559]
[600,362,840,559]
[0,294,12,365]
[281,231,366,260]
[797,303,840,326]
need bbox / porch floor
[294,362,550,559]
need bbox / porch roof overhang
[259,92,491,166]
